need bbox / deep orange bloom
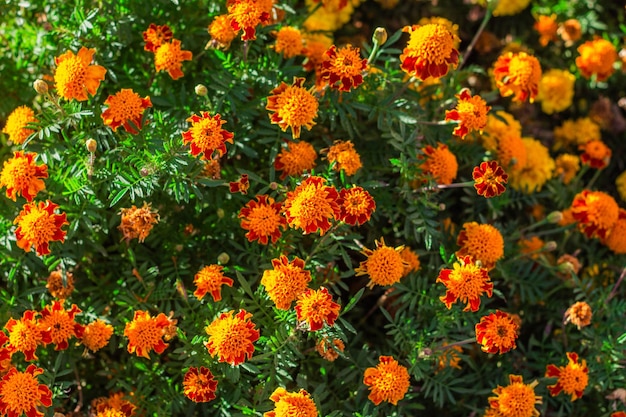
[400,24,459,80]
[320,44,367,92]
[154,39,193,80]
[445,89,491,139]
[603,209,626,254]
[363,356,411,405]
[273,26,304,58]
[205,309,259,365]
[274,140,317,179]
[534,14,558,46]
[473,160,508,198]
[266,77,319,139]
[579,139,611,169]
[571,190,619,239]
[420,143,458,185]
[437,255,493,312]
[564,301,592,330]
[0,151,48,202]
[91,392,136,417]
[611,413,626,417]
[229,174,250,194]
[0,364,52,417]
[400,247,421,277]
[143,24,173,52]
[14,200,68,256]
[283,176,340,235]
[302,33,333,73]
[475,310,519,354]
[54,47,107,101]
[355,238,407,288]
[227,0,272,41]
[239,194,286,244]
[261,255,311,310]
[456,222,504,270]
[39,301,84,351]
[183,367,218,403]
[182,112,234,159]
[2,106,38,145]
[295,287,340,331]
[576,38,618,81]
[4,310,45,361]
[337,186,376,226]
[558,19,582,43]
[264,387,319,417]
[101,89,152,134]
[123,310,171,359]
[493,52,542,102]
[118,202,160,243]
[82,319,114,352]
[545,352,588,401]
[488,375,541,417]
[325,140,362,176]
[208,14,237,49]
[193,264,234,301]
[45,269,74,299]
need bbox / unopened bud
[195,84,208,96]
[547,211,563,224]
[557,261,576,275]
[217,252,230,264]
[373,27,388,46]
[85,138,97,153]
[544,241,558,251]
[269,181,279,190]
[217,208,225,219]
[33,79,48,95]
[140,167,150,177]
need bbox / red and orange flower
[579,139,611,169]
[154,39,193,80]
[14,200,68,256]
[445,89,491,139]
[183,366,218,403]
[193,264,234,302]
[363,356,411,405]
[488,374,541,417]
[493,52,542,102]
[227,0,272,41]
[39,301,84,351]
[400,24,459,80]
[4,310,45,361]
[124,310,171,359]
[437,255,493,312]
[0,151,48,202]
[571,190,619,239]
[337,186,376,226]
[239,194,287,244]
[101,89,152,134]
[475,310,519,354]
[545,352,588,401]
[576,38,618,81]
[283,176,340,235]
[143,23,173,52]
[261,255,311,310]
[266,77,319,139]
[295,287,340,331]
[472,160,508,198]
[320,44,367,92]
[54,47,107,101]
[182,112,234,159]
[0,365,52,417]
[264,387,318,417]
[205,309,259,365]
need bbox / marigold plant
[363,356,411,405]
[545,352,589,401]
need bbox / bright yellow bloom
[266,77,319,139]
[325,140,362,176]
[46,269,74,299]
[418,16,459,48]
[208,14,237,49]
[283,176,340,235]
[576,38,618,81]
[118,202,160,243]
[82,319,114,352]
[54,47,107,101]
[579,139,611,169]
[39,301,84,350]
[553,117,601,151]
[227,0,272,41]
[205,309,260,365]
[617,171,626,202]
[154,39,193,80]
[14,200,68,256]
[124,310,171,358]
[546,352,588,401]
[303,0,356,32]
[363,356,411,405]
[264,388,318,417]
[554,154,580,185]
[2,105,38,145]
[316,337,344,361]
[143,23,173,52]
[437,255,493,312]
[603,209,626,254]
[274,140,317,179]
[239,194,286,244]
[295,287,340,331]
[261,255,311,310]
[534,14,558,46]
[400,247,420,277]
[420,143,458,185]
[488,375,541,417]
[509,138,555,194]
[492,0,531,16]
[445,89,491,139]
[338,186,375,226]
[0,364,52,417]
[101,89,152,134]
[355,238,407,288]
[493,52,542,102]
[0,151,48,202]
[564,301,592,329]
[194,264,234,302]
[571,190,619,239]
[400,23,459,80]
[456,222,504,270]
[183,367,218,403]
[4,310,44,361]
[273,26,304,58]
[320,44,367,92]
[536,69,576,114]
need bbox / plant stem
[458,8,492,71]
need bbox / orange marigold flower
[2,106,38,145]
[118,202,160,243]
[363,356,410,405]
[193,264,234,302]
[493,52,542,103]
[558,19,582,43]
[420,143,458,185]
[92,393,136,417]
[54,47,107,101]
[475,310,519,354]
[571,190,619,239]
[456,222,504,270]
[123,310,171,359]
[316,337,344,361]
[208,14,237,49]
[295,287,340,331]
[154,39,193,80]
[445,89,491,139]
[325,140,362,176]
[320,44,367,92]
[400,247,420,277]
[611,413,626,417]
[546,352,588,401]
[39,301,84,351]
[534,14,558,47]
[142,23,173,52]
[564,301,592,329]
[355,238,407,288]
[227,0,271,41]
[274,140,317,179]
[101,89,152,134]
[302,33,333,73]
[337,186,375,226]
[273,26,304,58]
[554,154,580,185]
[229,173,249,194]
[0,151,48,202]
[264,387,318,417]
[283,176,340,235]
[488,374,541,417]
[603,209,626,254]
[400,24,459,80]
[82,319,114,352]
[437,255,493,312]
[183,366,218,403]
[481,111,522,152]
[182,112,234,159]
[45,269,74,299]
[261,255,311,310]
[579,139,611,169]
[239,194,287,244]
[266,77,319,139]
[0,364,52,417]
[205,309,259,365]
[473,160,508,198]
[4,310,44,361]
[576,38,618,81]
[14,200,68,256]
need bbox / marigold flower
[564,301,592,329]
[420,143,458,185]
[4,310,44,361]
[283,176,340,235]
[473,161,508,198]
[554,154,580,185]
[295,287,340,331]
[227,0,272,41]
[118,202,160,243]
[456,222,504,270]
[400,247,420,277]
[273,26,304,58]
[92,393,136,417]
[228,174,250,195]
[193,264,234,302]
[509,138,555,194]
[275,140,317,179]
[45,269,74,299]
[325,140,362,176]
[553,117,601,151]
[0,151,48,202]
[54,47,107,101]
[556,254,582,281]
[266,77,319,139]
[536,69,575,114]
[2,106,38,145]
[355,238,407,288]
[571,190,619,239]
[545,352,588,401]
[611,413,626,417]
[445,89,490,139]
[488,374,541,417]
[0,364,52,417]
[142,23,173,52]
[603,209,626,254]
[363,356,410,405]
[183,367,218,403]
[481,111,522,152]
[39,301,84,351]
[261,255,311,310]
[400,23,459,80]
[519,236,545,259]
[208,14,237,49]
[123,310,171,359]
[475,310,519,354]
[316,337,345,361]
[437,255,493,312]
[182,112,234,159]
[205,309,259,365]
[303,0,354,32]
[101,89,152,134]
[320,44,367,92]
[558,19,582,43]
[302,33,333,73]
[576,38,618,81]
[493,52,542,102]
[14,200,68,256]
[264,387,318,417]
[534,14,558,46]
[238,194,286,244]
[154,39,193,80]
[579,139,611,169]
[82,319,114,352]
[337,186,375,226]
[617,171,626,203]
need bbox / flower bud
[33,79,49,95]
[373,27,388,46]
[217,252,230,264]
[216,208,225,219]
[85,138,97,153]
[544,241,558,251]
[547,211,563,224]
[195,84,208,96]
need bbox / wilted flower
[564,301,592,329]
[118,202,160,243]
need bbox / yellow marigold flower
[476,310,519,354]
[193,264,234,302]
[303,0,355,32]
[437,255,493,312]
[261,255,311,310]
[418,16,459,48]
[571,189,619,239]
[481,111,522,152]
[564,301,592,329]
[445,89,491,139]
[274,140,317,179]
[2,105,38,145]
[183,366,217,403]
[14,200,68,256]
[227,0,272,41]
[546,352,588,401]
[534,14,558,46]
[118,202,160,243]
[337,186,375,226]
[182,112,234,159]
[558,19,582,44]
[82,319,114,352]
[491,0,531,16]
[239,194,286,244]
[142,23,173,52]
[576,38,618,81]
[273,26,304,58]
[283,176,340,235]
[124,310,171,359]
[579,139,611,169]
[264,387,318,417]
[400,247,420,277]
[39,301,84,351]
[488,374,541,417]
[420,143,458,185]
[101,89,152,134]
[266,77,319,139]
[473,160,508,198]
[536,69,576,114]
[0,151,48,202]
[325,140,362,175]
[205,309,259,365]
[46,269,74,299]
[493,52,542,102]
[208,14,237,49]
[295,287,340,331]
[400,23,459,80]
[0,364,52,417]
[154,39,193,80]
[617,171,626,202]
[4,310,44,361]
[554,154,580,185]
[54,47,107,101]
[320,44,367,92]
[553,117,601,151]
[355,238,407,288]
[603,209,626,254]
[363,356,410,405]
[302,33,333,73]
[316,337,344,361]
[509,138,555,194]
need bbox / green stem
[458,8,492,71]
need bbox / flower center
[248,204,282,236]
[55,56,86,97]
[276,87,319,126]
[107,90,144,121]
[498,384,537,417]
